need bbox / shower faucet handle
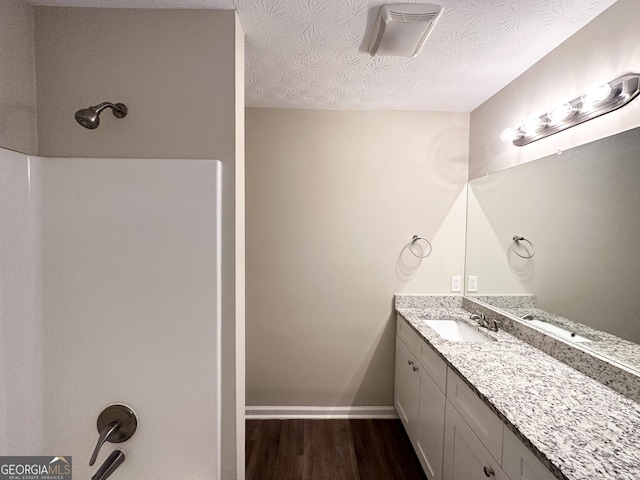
[91,449,125,480]
[89,405,138,466]
[90,421,120,466]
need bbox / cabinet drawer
[397,315,420,352]
[416,338,447,394]
[446,370,503,462]
[502,427,556,480]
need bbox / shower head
[75,102,128,129]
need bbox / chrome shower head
[74,102,128,129]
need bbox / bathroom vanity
[394,295,640,480]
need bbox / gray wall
[33,7,245,478]
[0,0,37,154]
[246,108,468,407]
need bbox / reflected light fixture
[369,4,443,57]
[501,73,640,146]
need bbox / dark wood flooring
[245,419,427,480]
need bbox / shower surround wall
[0,148,42,455]
[33,7,245,478]
[0,147,222,479]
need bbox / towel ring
[409,235,432,258]
[512,236,535,259]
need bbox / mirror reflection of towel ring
[409,235,432,258]
[512,236,535,259]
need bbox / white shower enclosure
[0,148,222,479]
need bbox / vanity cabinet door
[415,366,446,480]
[447,370,504,461]
[443,400,509,480]
[395,335,420,439]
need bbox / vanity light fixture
[501,73,640,146]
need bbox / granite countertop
[395,296,640,480]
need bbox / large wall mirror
[465,126,640,373]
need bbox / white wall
[469,0,640,179]
[233,13,246,478]
[0,0,37,154]
[246,108,468,407]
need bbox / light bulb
[520,116,546,135]
[548,103,575,125]
[582,83,612,108]
[500,127,521,143]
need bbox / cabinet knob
[483,466,495,477]
[408,360,414,365]
[412,366,419,372]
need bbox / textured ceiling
[29,0,618,111]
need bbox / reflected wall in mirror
[466,126,640,372]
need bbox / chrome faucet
[470,312,499,332]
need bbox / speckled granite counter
[467,294,640,372]
[395,295,640,480]
[464,295,640,403]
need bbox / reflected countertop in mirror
[465,126,640,378]
[468,295,640,373]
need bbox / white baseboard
[245,406,398,420]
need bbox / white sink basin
[423,319,496,343]
[528,319,592,343]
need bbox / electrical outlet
[451,275,462,292]
[467,276,478,292]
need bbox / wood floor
[245,419,427,480]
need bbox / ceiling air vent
[369,4,443,57]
